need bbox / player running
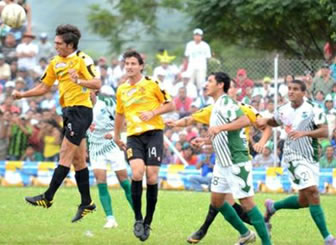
[257,80,336,245]
[168,72,271,245]
[87,86,133,229]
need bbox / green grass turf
[0,187,335,244]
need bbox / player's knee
[146,175,158,185]
[239,198,255,211]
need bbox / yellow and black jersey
[116,76,172,136]
[191,102,261,139]
[239,102,261,139]
[41,51,99,108]
[191,105,212,125]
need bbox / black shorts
[62,106,93,146]
[126,130,163,166]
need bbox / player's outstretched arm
[256,117,279,129]
[12,82,51,99]
[253,124,273,153]
[208,115,250,136]
[165,116,195,128]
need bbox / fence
[1,161,336,194]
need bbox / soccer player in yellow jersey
[113,50,174,241]
[12,24,101,222]
[166,80,272,244]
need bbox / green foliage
[87,0,336,59]
[87,0,180,54]
[190,0,335,59]
[1,188,336,244]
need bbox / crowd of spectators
[0,3,336,193]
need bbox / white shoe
[104,218,118,229]
[235,230,256,245]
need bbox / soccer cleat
[71,201,96,223]
[325,237,336,245]
[104,217,118,229]
[264,199,275,222]
[234,230,256,245]
[25,194,53,208]
[187,229,207,244]
[133,220,144,239]
[139,224,151,242]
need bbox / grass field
[0,187,335,245]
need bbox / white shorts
[285,159,319,190]
[211,161,254,199]
[90,150,127,171]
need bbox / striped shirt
[87,95,119,159]
[210,94,249,167]
[274,101,326,163]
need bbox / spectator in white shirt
[0,53,11,85]
[16,32,39,71]
[172,72,198,100]
[153,50,179,93]
[183,28,211,91]
[37,33,55,61]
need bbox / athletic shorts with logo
[211,161,254,199]
[90,149,127,171]
[126,129,163,166]
[62,106,93,146]
[284,157,319,190]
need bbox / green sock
[247,206,272,245]
[309,204,330,239]
[120,179,134,209]
[218,202,249,235]
[274,195,301,211]
[97,183,113,217]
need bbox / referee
[113,50,174,241]
[12,24,101,222]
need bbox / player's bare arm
[140,101,175,122]
[208,115,250,137]
[288,123,328,140]
[256,117,279,129]
[165,116,195,128]
[253,124,273,153]
[12,82,51,99]
[68,68,101,89]
[113,112,127,151]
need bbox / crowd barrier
[0,161,335,194]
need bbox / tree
[189,0,335,60]
[88,0,336,60]
[87,0,185,54]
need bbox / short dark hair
[123,50,144,66]
[290,79,306,92]
[56,24,81,50]
[211,72,231,93]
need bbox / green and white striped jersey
[210,94,249,167]
[274,100,327,163]
[87,95,119,159]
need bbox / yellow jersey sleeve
[41,58,57,87]
[153,79,172,104]
[78,52,99,80]
[191,105,213,125]
[239,103,260,124]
